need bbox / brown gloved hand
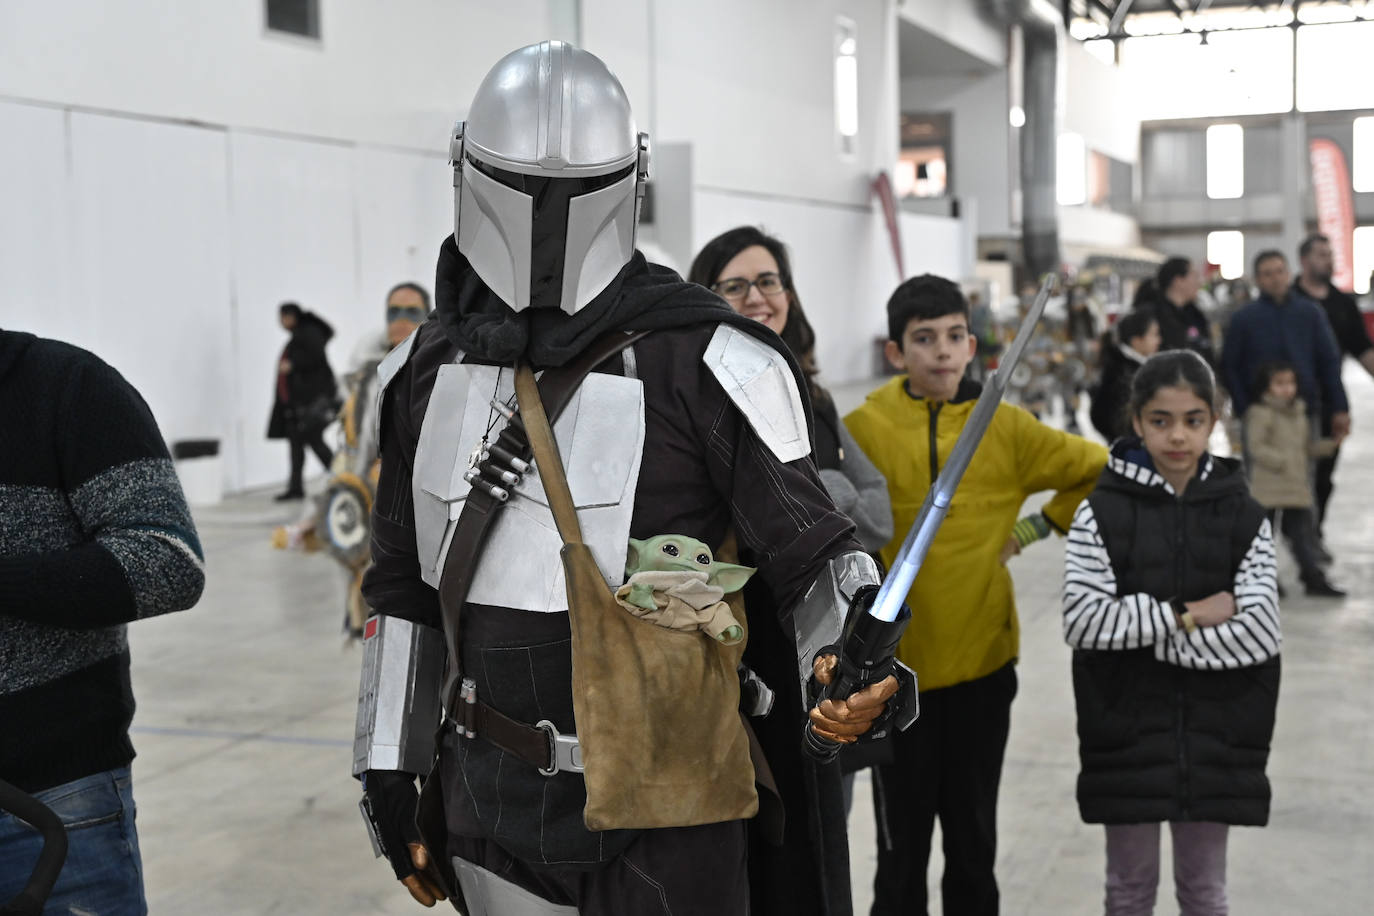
[401,843,448,908]
[808,653,900,744]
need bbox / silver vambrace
[789,551,881,700]
[352,615,446,776]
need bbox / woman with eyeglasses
[689,227,892,554]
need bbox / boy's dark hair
[1253,249,1286,276]
[1115,310,1156,349]
[279,302,303,319]
[1129,350,1217,417]
[1156,257,1192,295]
[1298,233,1329,260]
[385,282,431,312]
[687,226,824,400]
[885,274,969,345]
[1252,359,1297,402]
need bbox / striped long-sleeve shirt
[1063,453,1281,671]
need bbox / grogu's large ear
[709,562,756,593]
[626,538,648,575]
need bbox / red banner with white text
[1308,138,1355,291]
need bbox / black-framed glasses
[712,273,787,301]
[387,306,426,324]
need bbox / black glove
[359,770,423,881]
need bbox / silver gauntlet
[788,551,881,701]
[352,615,446,776]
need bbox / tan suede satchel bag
[515,363,758,831]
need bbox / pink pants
[1104,822,1229,916]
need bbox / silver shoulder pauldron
[703,324,810,463]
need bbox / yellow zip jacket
[845,375,1107,691]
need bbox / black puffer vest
[1073,441,1279,826]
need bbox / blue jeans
[0,767,147,916]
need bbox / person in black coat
[1088,309,1160,443]
[1063,351,1280,915]
[266,302,338,500]
[1142,257,1216,368]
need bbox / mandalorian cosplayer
[353,41,902,916]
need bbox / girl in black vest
[1062,350,1280,915]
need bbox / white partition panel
[0,103,75,339]
[352,147,452,334]
[66,112,235,480]
[228,132,358,491]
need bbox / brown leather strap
[514,362,585,547]
[435,330,650,712]
[454,698,558,771]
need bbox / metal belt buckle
[534,719,584,776]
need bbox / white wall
[0,0,552,151]
[897,0,1007,70]
[1,0,973,490]
[1063,40,1139,166]
[903,70,1013,237]
[0,96,451,492]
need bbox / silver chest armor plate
[411,363,645,611]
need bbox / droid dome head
[450,41,650,316]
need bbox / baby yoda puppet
[615,535,754,645]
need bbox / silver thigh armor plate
[411,363,646,611]
[453,858,579,915]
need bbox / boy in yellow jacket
[846,275,1106,916]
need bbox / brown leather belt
[451,679,584,776]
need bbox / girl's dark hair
[386,282,432,313]
[1156,257,1192,295]
[1129,350,1217,417]
[279,301,303,319]
[687,226,826,403]
[1252,359,1297,402]
[1114,310,1156,348]
[1130,278,1158,310]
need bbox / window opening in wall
[835,17,859,158]
[1207,230,1245,280]
[1297,22,1374,112]
[1057,133,1087,206]
[1355,117,1374,194]
[897,113,950,198]
[1354,226,1374,295]
[1206,124,1244,199]
[266,0,319,39]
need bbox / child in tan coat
[1245,360,1344,596]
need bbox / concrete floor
[125,369,1374,915]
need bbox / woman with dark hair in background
[1141,257,1217,368]
[689,227,892,553]
[1089,309,1161,443]
[267,301,338,500]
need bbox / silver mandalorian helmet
[449,40,650,315]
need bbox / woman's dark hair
[1114,310,1156,348]
[1129,350,1217,417]
[1156,257,1192,296]
[1252,359,1297,402]
[687,226,826,403]
[279,302,303,319]
[386,282,432,313]
[1130,278,1158,310]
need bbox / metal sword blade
[868,273,1056,622]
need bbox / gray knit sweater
[0,330,205,792]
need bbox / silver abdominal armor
[352,615,446,776]
[411,362,646,611]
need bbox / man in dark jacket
[1294,233,1374,541]
[0,329,205,912]
[267,301,338,500]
